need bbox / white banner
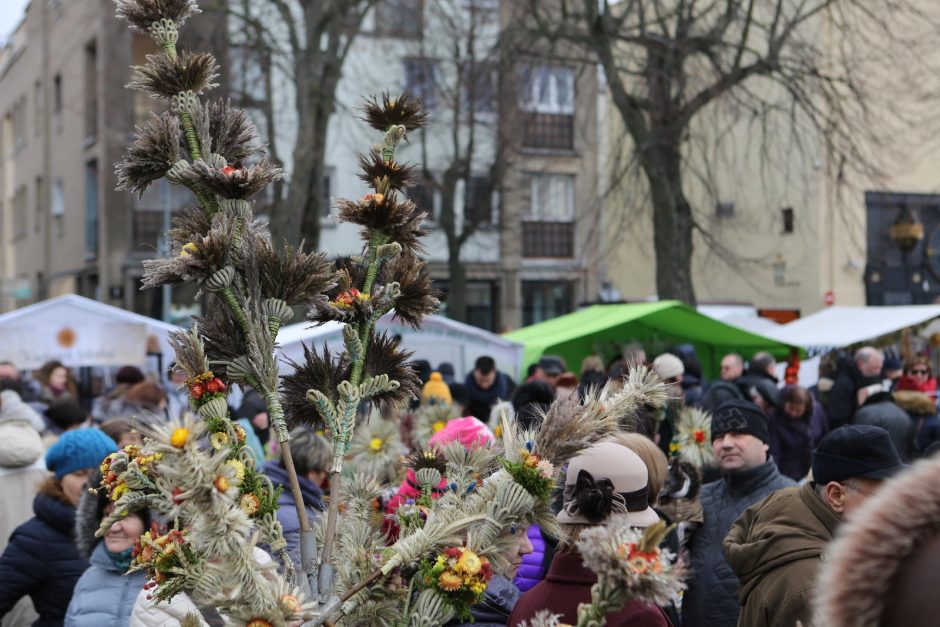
[0,321,148,369]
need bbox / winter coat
[464,371,511,423]
[738,372,781,409]
[826,356,883,429]
[509,551,670,626]
[450,574,520,627]
[768,397,828,481]
[893,390,940,453]
[723,482,841,627]
[263,461,325,566]
[129,588,210,627]
[64,542,146,626]
[512,525,548,592]
[895,373,938,402]
[0,390,45,468]
[852,393,916,461]
[700,380,745,413]
[0,494,88,626]
[681,372,705,407]
[681,460,796,627]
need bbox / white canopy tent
[276,314,525,380]
[0,294,179,370]
[765,305,940,352]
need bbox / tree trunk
[269,83,330,249]
[643,137,697,306]
[447,247,468,323]
[438,166,469,322]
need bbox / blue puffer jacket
[0,494,89,626]
[65,542,146,626]
[451,574,520,627]
[681,459,796,627]
[263,461,325,566]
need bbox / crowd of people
[0,343,936,625]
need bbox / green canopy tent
[504,301,801,379]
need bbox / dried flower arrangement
[101,2,680,626]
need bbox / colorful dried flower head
[240,493,261,516]
[170,427,190,448]
[209,431,229,449]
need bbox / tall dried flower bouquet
[98,1,682,625]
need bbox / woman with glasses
[896,355,938,404]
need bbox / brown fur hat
[814,455,940,626]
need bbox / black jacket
[853,393,916,461]
[681,460,796,627]
[826,356,882,429]
[0,494,89,626]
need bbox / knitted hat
[45,428,118,479]
[711,399,769,444]
[421,372,453,405]
[558,441,660,527]
[428,416,494,450]
[652,353,684,381]
[812,424,905,484]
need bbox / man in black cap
[724,425,905,627]
[681,400,796,627]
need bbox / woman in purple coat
[512,524,550,592]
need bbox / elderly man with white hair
[826,346,886,429]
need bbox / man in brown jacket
[723,425,905,627]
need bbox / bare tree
[227,0,377,249]
[409,0,504,323]
[515,0,940,305]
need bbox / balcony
[522,220,574,258]
[521,112,574,150]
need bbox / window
[375,0,423,38]
[461,62,496,113]
[13,186,27,240]
[51,179,65,217]
[34,176,42,233]
[132,35,158,127]
[85,41,98,141]
[408,176,440,221]
[33,80,42,136]
[521,281,575,326]
[464,175,495,225]
[527,173,575,221]
[53,74,62,131]
[716,201,735,218]
[404,58,437,110]
[12,96,27,150]
[85,160,99,256]
[782,207,794,233]
[320,168,333,218]
[518,65,575,115]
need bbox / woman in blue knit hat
[0,428,117,626]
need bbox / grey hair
[855,346,884,365]
[750,351,776,372]
[286,427,332,476]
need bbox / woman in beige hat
[508,440,672,626]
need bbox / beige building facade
[0,1,225,321]
[603,7,940,318]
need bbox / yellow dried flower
[439,571,463,591]
[369,437,384,452]
[214,475,229,493]
[226,459,246,483]
[432,420,446,433]
[170,428,189,448]
[455,549,482,576]
[180,242,198,258]
[240,493,260,516]
[209,431,229,450]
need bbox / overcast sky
[0,0,30,45]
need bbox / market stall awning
[0,294,179,369]
[504,301,798,378]
[765,305,940,351]
[277,313,525,379]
